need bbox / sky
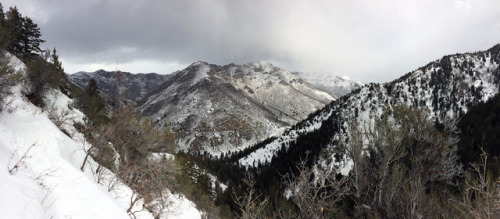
[2,0,500,83]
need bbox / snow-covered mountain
[0,53,201,219]
[239,44,500,173]
[68,70,171,106]
[138,61,336,155]
[294,72,364,97]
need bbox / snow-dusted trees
[346,105,463,218]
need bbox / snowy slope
[0,54,201,219]
[294,71,364,97]
[0,86,132,218]
[138,61,336,155]
[239,44,500,171]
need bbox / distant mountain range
[68,70,171,107]
[137,61,337,154]
[68,62,362,154]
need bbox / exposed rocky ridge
[68,70,171,106]
[138,61,337,154]
[294,72,364,97]
[239,44,500,173]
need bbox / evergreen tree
[51,47,63,73]
[77,78,108,126]
[0,3,4,21]
[4,7,24,57]
[0,3,7,49]
[20,17,44,60]
[85,78,100,96]
[4,6,45,60]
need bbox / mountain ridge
[138,61,338,154]
[294,71,364,97]
[239,44,500,173]
[68,70,171,107]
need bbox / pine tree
[77,78,108,126]
[85,78,100,97]
[51,47,63,73]
[20,17,44,60]
[4,6,45,60]
[4,7,24,57]
[0,3,7,49]
[0,3,4,21]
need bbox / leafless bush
[8,143,36,174]
[106,173,122,193]
[118,156,178,217]
[283,157,350,219]
[33,167,58,181]
[46,98,76,131]
[0,52,22,112]
[454,148,500,219]
[232,178,269,219]
[41,184,57,213]
[80,104,178,217]
[345,105,463,218]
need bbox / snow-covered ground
[0,54,201,218]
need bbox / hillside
[0,53,201,219]
[239,44,500,173]
[138,61,336,154]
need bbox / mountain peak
[190,61,210,67]
[138,61,336,154]
[295,71,364,97]
[245,61,280,72]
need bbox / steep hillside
[239,44,500,174]
[0,54,201,219]
[69,70,171,106]
[294,72,364,97]
[138,61,336,154]
[457,92,500,175]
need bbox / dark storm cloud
[2,0,500,82]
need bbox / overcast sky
[2,0,500,83]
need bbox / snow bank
[0,86,131,218]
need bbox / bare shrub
[8,143,36,174]
[24,50,65,107]
[345,105,463,218]
[118,155,177,217]
[0,52,22,112]
[232,178,269,219]
[82,104,178,217]
[455,148,500,219]
[283,157,350,219]
[45,98,76,132]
